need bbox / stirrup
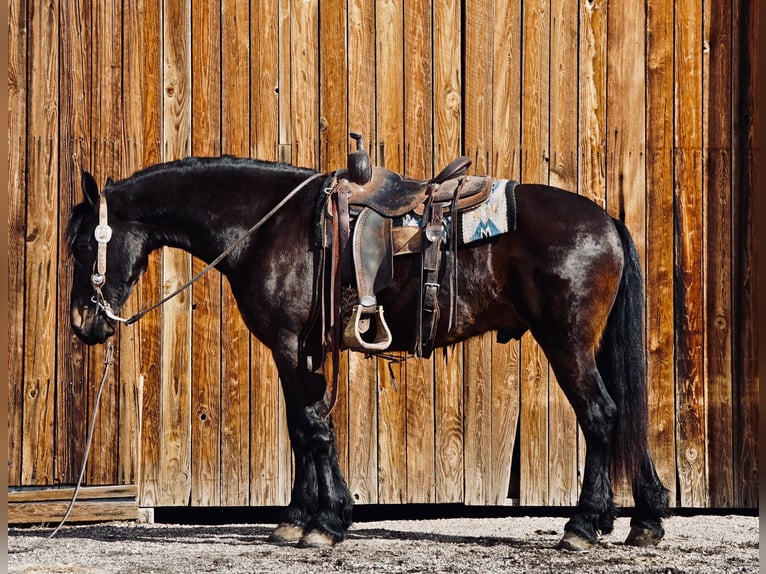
[343,303,393,351]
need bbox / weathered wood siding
[8,0,759,510]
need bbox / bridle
[89,171,323,326]
[89,192,125,322]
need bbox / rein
[91,172,323,325]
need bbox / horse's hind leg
[625,452,669,546]
[540,343,618,551]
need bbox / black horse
[67,155,668,550]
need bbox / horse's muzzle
[71,302,115,345]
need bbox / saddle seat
[335,157,491,218]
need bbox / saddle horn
[347,132,372,185]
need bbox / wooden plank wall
[7,0,759,510]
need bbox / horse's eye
[74,238,94,256]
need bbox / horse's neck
[115,167,270,264]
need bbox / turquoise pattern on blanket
[392,179,517,245]
[459,179,514,244]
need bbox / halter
[89,171,323,326]
[90,193,128,323]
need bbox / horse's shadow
[348,526,555,550]
[9,524,272,547]
[10,523,556,550]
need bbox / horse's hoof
[268,523,304,545]
[557,531,595,553]
[625,526,663,547]
[297,530,337,549]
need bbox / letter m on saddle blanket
[318,134,517,359]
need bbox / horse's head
[67,171,150,345]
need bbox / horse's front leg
[268,349,353,547]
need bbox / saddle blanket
[394,179,517,249]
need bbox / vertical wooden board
[161,0,193,506]
[578,0,606,207]
[137,0,164,508]
[116,169,143,493]
[318,0,347,172]
[375,0,404,170]
[189,0,222,506]
[463,336,493,505]
[606,1,647,259]
[404,357,435,503]
[277,0,293,160]
[432,0,463,504]
[7,0,28,487]
[490,340,520,505]
[346,0,379,505]
[673,0,707,507]
[463,0,493,174]
[403,0,432,178]
[377,356,406,503]
[328,352,350,491]
[220,0,252,507]
[731,0,758,508]
[548,0,577,191]
[490,0,522,505]
[606,0,648,506]
[491,0,522,177]
[22,0,59,486]
[84,142,116,487]
[433,0,461,158]
[276,374,293,506]
[434,347,463,503]
[251,0,280,162]
[251,342,288,506]
[645,0,677,507]
[119,0,148,487]
[703,0,734,508]
[55,0,89,486]
[578,0,607,499]
[348,0,376,145]
[250,0,288,507]
[347,353,377,504]
[546,0,579,507]
[290,0,319,168]
[318,0,350,489]
[519,0,550,507]
[403,0,435,504]
[463,0,494,507]
[217,3,251,507]
[375,0,406,504]
[89,0,124,487]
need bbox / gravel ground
[8,514,759,573]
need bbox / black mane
[67,156,318,252]
[116,155,316,190]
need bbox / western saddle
[321,133,494,360]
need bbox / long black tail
[595,218,650,485]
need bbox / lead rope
[9,343,115,555]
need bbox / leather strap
[92,194,113,284]
[448,178,465,330]
[419,202,444,358]
[322,187,350,419]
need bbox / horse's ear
[81,170,100,205]
[105,176,115,186]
